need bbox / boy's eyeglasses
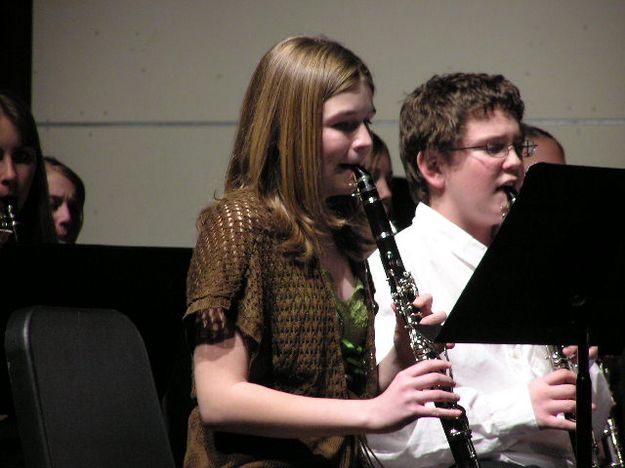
[450,140,537,159]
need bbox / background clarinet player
[0,91,56,246]
[366,73,614,467]
[0,90,57,467]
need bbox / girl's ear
[417,151,445,191]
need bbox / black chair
[4,306,176,468]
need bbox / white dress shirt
[367,203,613,468]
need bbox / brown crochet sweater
[184,190,378,467]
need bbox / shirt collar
[412,202,487,269]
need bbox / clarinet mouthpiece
[503,186,518,205]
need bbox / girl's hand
[368,359,462,433]
[393,294,451,364]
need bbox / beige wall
[33,0,625,247]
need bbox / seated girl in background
[44,156,85,244]
[0,90,56,245]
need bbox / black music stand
[437,163,625,466]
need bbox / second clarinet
[0,198,19,243]
[353,165,480,468]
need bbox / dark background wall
[1,1,32,105]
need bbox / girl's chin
[323,175,357,198]
[324,190,355,201]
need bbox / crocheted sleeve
[184,192,265,345]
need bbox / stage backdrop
[32,0,625,247]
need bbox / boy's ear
[417,151,445,191]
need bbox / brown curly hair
[400,73,525,205]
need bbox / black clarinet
[353,166,480,468]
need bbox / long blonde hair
[226,36,374,263]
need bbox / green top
[334,278,369,394]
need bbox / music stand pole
[575,319,592,467]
